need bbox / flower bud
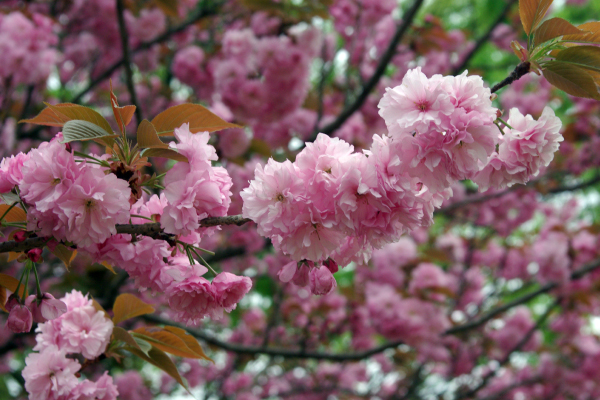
[309,265,337,295]
[292,262,311,287]
[323,258,339,274]
[27,248,43,263]
[7,304,33,333]
[5,293,20,312]
[25,293,67,323]
[13,231,27,242]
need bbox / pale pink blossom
[57,164,131,247]
[20,138,80,213]
[0,152,28,192]
[73,372,119,400]
[23,347,81,400]
[168,123,217,168]
[60,305,114,359]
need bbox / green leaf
[553,45,600,73]
[533,18,583,48]
[112,293,156,324]
[151,103,241,136]
[543,62,600,100]
[519,0,554,35]
[141,148,188,162]
[61,120,118,145]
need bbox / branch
[0,215,252,254]
[456,300,558,400]
[445,258,600,336]
[490,61,531,94]
[143,314,404,361]
[451,0,518,75]
[314,0,425,138]
[437,171,598,216]
[69,0,223,104]
[115,0,142,124]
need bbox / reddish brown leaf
[151,103,241,136]
[519,0,554,35]
[137,120,168,149]
[112,293,155,324]
[533,18,583,48]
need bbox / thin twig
[115,0,142,124]
[313,0,425,138]
[0,215,252,254]
[143,314,404,361]
[451,0,518,75]
[455,300,558,400]
[446,258,600,336]
[490,62,531,94]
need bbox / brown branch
[314,0,425,138]
[490,61,531,94]
[455,300,558,400]
[0,215,252,254]
[143,314,404,361]
[115,0,142,124]
[445,258,600,336]
[437,171,598,216]
[451,0,518,75]
[69,0,223,104]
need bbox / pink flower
[168,123,217,168]
[241,159,306,238]
[23,347,81,400]
[115,371,151,400]
[501,106,563,177]
[57,163,131,247]
[7,304,33,333]
[161,166,232,236]
[212,272,252,312]
[20,138,80,213]
[167,276,221,324]
[0,152,28,192]
[60,305,114,359]
[73,372,119,400]
[309,265,337,295]
[378,67,454,136]
[25,293,67,323]
[62,289,93,310]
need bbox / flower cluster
[0,123,254,324]
[161,123,232,237]
[0,12,58,86]
[473,106,564,191]
[378,67,499,192]
[241,133,431,267]
[22,290,118,400]
[16,135,132,247]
